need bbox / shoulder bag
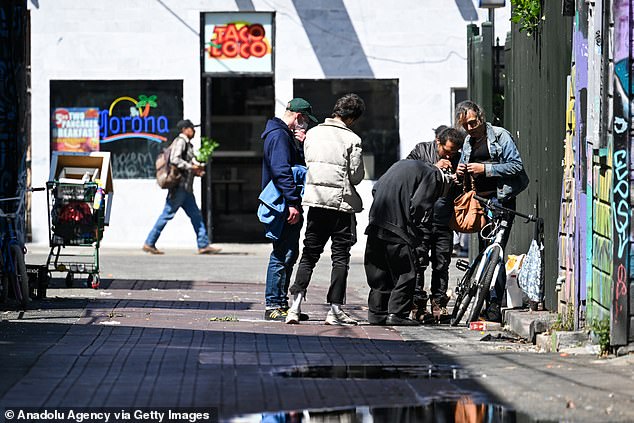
[449,173,487,233]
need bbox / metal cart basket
[45,180,107,288]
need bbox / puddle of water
[226,400,555,422]
[274,364,468,380]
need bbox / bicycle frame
[451,195,542,325]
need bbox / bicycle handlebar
[474,194,542,223]
[0,187,45,217]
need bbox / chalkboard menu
[50,80,183,179]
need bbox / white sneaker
[325,309,358,326]
[285,308,300,324]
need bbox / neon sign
[208,22,270,59]
[99,95,168,144]
[203,13,273,73]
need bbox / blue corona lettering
[132,117,142,133]
[145,116,156,133]
[157,116,168,133]
[99,109,169,141]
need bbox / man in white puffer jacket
[286,93,366,325]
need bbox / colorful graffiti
[610,0,631,345]
[558,69,577,318]
[571,14,589,329]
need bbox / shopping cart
[45,180,107,289]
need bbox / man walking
[143,119,221,255]
[365,160,453,326]
[285,93,366,325]
[406,127,465,322]
[261,98,318,321]
[455,100,529,322]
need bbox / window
[293,79,399,179]
[451,87,468,125]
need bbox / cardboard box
[49,151,113,194]
[49,151,114,225]
[57,167,100,184]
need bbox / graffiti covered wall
[558,68,578,323]
[610,0,632,344]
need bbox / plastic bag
[517,240,543,302]
[505,254,527,308]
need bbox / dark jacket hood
[261,117,290,140]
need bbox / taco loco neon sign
[208,22,270,59]
[99,95,168,144]
[203,13,273,73]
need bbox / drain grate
[274,364,468,380]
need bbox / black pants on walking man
[289,207,356,304]
[365,235,417,324]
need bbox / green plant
[510,0,542,36]
[196,137,220,163]
[550,303,574,332]
[590,318,610,356]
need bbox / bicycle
[450,195,543,326]
[0,187,45,308]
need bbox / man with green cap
[260,97,318,321]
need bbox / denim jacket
[459,123,529,202]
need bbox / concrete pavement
[0,244,632,422]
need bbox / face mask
[295,118,308,131]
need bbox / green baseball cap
[286,98,318,123]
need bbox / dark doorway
[201,76,274,242]
[293,79,399,179]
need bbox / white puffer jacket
[302,118,364,213]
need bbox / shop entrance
[201,76,274,242]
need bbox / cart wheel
[88,274,100,289]
[65,272,74,288]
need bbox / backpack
[155,146,182,189]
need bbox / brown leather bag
[449,174,487,233]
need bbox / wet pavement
[0,244,632,422]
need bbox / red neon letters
[210,23,268,59]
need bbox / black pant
[365,235,417,322]
[414,225,453,302]
[289,207,356,304]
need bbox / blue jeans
[145,188,209,249]
[265,220,301,309]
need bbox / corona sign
[203,12,273,73]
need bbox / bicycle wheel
[466,248,500,323]
[450,256,481,326]
[9,244,29,308]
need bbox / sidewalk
[0,246,632,422]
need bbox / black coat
[406,141,459,226]
[366,160,447,247]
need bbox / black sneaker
[264,308,287,321]
[481,303,502,323]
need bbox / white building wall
[28,0,510,249]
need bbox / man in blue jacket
[261,98,317,321]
